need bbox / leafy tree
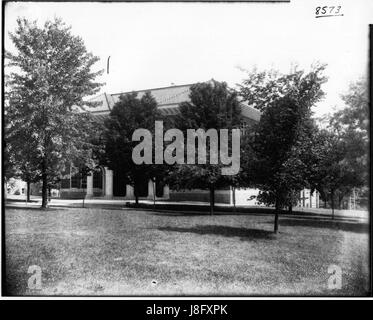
[5,18,103,208]
[309,78,369,216]
[239,64,327,232]
[250,96,317,232]
[238,63,327,111]
[330,78,369,188]
[168,80,242,215]
[103,92,168,205]
[308,129,359,217]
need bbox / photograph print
[2,0,371,297]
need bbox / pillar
[163,185,170,199]
[126,184,134,199]
[148,179,154,200]
[86,174,93,198]
[104,167,113,199]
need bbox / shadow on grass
[276,218,369,234]
[157,225,276,240]
[6,199,39,203]
[151,211,269,217]
[5,205,67,212]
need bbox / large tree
[103,91,168,205]
[250,96,317,232]
[168,80,242,215]
[5,18,103,208]
[239,64,327,232]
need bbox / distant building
[298,189,320,208]
[6,178,27,196]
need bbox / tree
[250,96,317,232]
[308,129,358,218]
[309,78,369,216]
[5,18,103,208]
[238,63,327,111]
[330,78,369,188]
[168,80,242,215]
[239,64,327,232]
[103,92,168,205]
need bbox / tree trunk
[26,180,31,202]
[209,184,215,215]
[331,190,335,220]
[134,180,139,206]
[274,201,280,233]
[41,159,48,208]
[288,204,292,214]
[4,181,7,201]
[48,186,51,202]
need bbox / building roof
[84,82,261,121]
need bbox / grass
[4,207,370,296]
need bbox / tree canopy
[239,64,327,232]
[103,91,168,204]
[308,78,369,214]
[168,80,243,214]
[5,18,103,207]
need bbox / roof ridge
[110,82,196,97]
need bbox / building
[298,189,320,208]
[59,81,261,204]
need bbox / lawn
[4,206,370,296]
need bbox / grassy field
[4,206,370,296]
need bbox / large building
[59,81,262,204]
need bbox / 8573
[315,6,342,17]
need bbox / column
[302,189,306,207]
[104,167,113,199]
[86,174,93,198]
[126,184,134,199]
[148,179,154,200]
[163,185,170,199]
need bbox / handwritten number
[315,6,342,17]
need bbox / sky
[4,0,373,117]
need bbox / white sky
[4,0,373,117]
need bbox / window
[93,169,103,189]
[81,175,87,189]
[71,174,80,189]
[240,120,248,135]
[61,178,70,189]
